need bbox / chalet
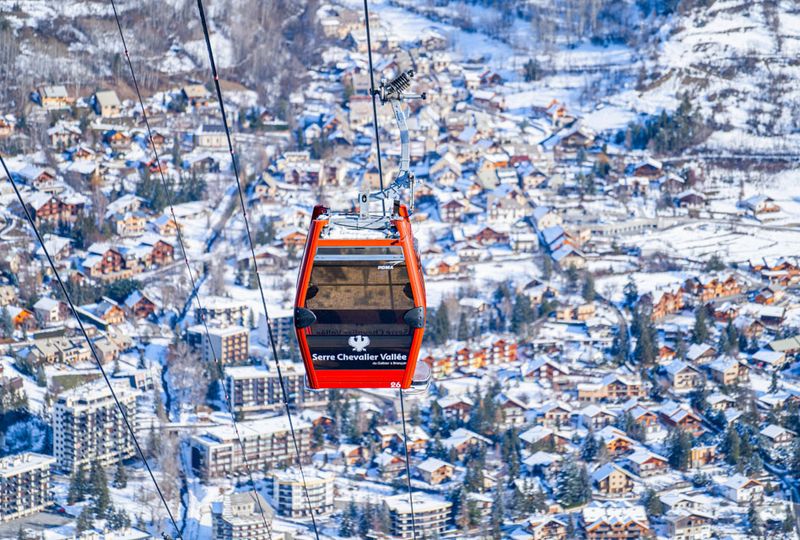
[733,315,765,339]
[38,85,72,109]
[739,194,779,214]
[48,123,81,148]
[658,403,704,437]
[707,357,749,386]
[182,84,213,107]
[597,426,636,456]
[665,510,712,540]
[151,214,179,236]
[416,458,455,486]
[751,349,787,370]
[124,290,157,319]
[707,393,736,412]
[623,404,661,437]
[195,124,226,148]
[496,394,528,427]
[83,244,125,277]
[685,343,716,364]
[77,297,126,328]
[683,274,741,302]
[579,405,618,430]
[524,516,567,540]
[624,449,668,478]
[437,395,474,423]
[24,193,84,225]
[759,425,795,457]
[93,90,122,118]
[665,360,704,394]
[754,284,785,305]
[630,157,663,178]
[111,212,147,237]
[424,257,461,277]
[759,305,786,327]
[32,297,65,325]
[540,122,594,160]
[644,286,684,321]
[675,190,705,208]
[523,357,569,382]
[8,307,36,331]
[440,198,469,223]
[338,444,367,467]
[536,401,573,428]
[0,115,14,138]
[442,428,491,459]
[768,335,800,356]
[471,226,508,246]
[582,502,650,540]
[591,463,636,497]
[104,129,132,149]
[531,206,562,232]
[374,452,405,482]
[719,474,763,504]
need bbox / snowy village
[0,0,800,539]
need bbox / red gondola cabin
[294,204,426,389]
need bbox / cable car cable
[194,2,321,538]
[0,154,182,539]
[399,388,419,539]
[362,0,387,216]
[107,2,273,535]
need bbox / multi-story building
[187,324,249,364]
[384,492,452,539]
[582,501,650,540]
[53,379,139,473]
[195,296,248,327]
[224,362,325,414]
[0,453,56,522]
[190,416,312,481]
[211,491,273,540]
[266,468,334,518]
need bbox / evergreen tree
[339,499,357,537]
[451,486,470,530]
[565,265,579,290]
[113,460,127,489]
[490,489,504,539]
[541,255,553,280]
[427,304,451,346]
[667,429,692,471]
[692,308,709,344]
[89,461,110,516]
[510,294,534,335]
[359,503,373,537]
[582,273,596,302]
[457,311,470,341]
[523,58,542,82]
[580,427,599,461]
[67,466,88,504]
[723,425,741,466]
[623,275,638,308]
[781,505,796,534]
[747,502,763,537]
[108,507,131,530]
[1,305,12,338]
[76,506,94,533]
[642,488,664,516]
[556,462,591,508]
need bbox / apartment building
[190,416,312,481]
[211,491,273,540]
[266,468,334,518]
[53,379,139,473]
[384,492,452,539]
[195,296,248,327]
[0,453,56,522]
[224,362,325,414]
[187,324,249,364]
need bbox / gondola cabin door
[294,208,426,389]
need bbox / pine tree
[643,488,664,516]
[113,460,127,489]
[457,311,470,341]
[89,461,110,516]
[581,427,599,461]
[623,275,638,308]
[692,308,709,344]
[510,294,534,335]
[723,426,741,466]
[565,265,579,290]
[1,306,12,338]
[667,429,692,471]
[557,462,591,507]
[359,503,373,537]
[582,273,596,302]
[747,502,763,537]
[67,466,88,504]
[76,506,94,533]
[490,489,504,539]
[339,499,358,537]
[428,304,451,346]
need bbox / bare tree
[167,341,208,411]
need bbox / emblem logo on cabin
[348,335,370,352]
